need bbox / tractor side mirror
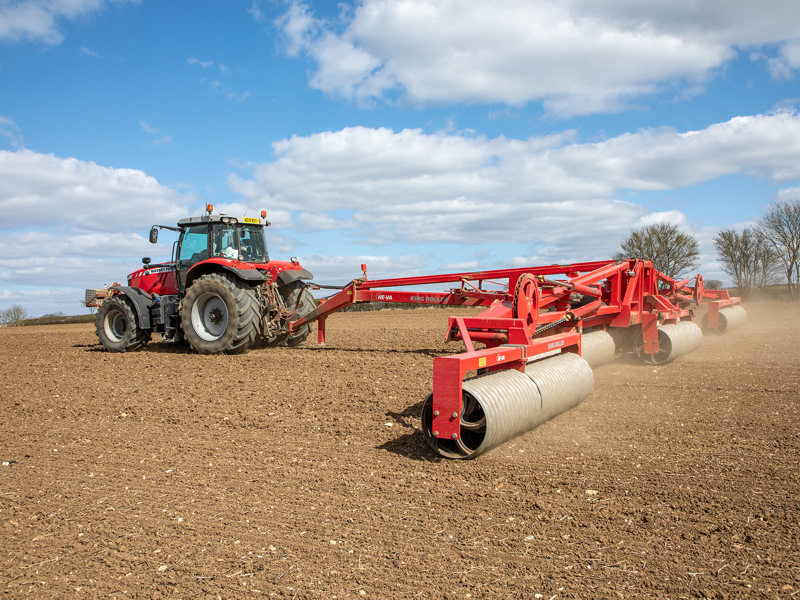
[149,227,158,244]
[142,257,151,266]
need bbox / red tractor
[86,204,316,354]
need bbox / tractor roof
[177,214,268,227]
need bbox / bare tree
[713,226,778,291]
[613,223,699,279]
[759,199,800,299]
[0,305,29,325]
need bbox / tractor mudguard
[112,286,154,329]
[276,268,313,287]
[185,263,269,289]
[220,265,269,284]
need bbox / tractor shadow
[75,342,463,358]
[75,342,190,354]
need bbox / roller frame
[287,258,743,444]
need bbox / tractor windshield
[239,224,269,262]
[210,223,268,263]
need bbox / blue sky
[2,0,800,317]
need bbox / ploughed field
[1,302,798,599]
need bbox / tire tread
[181,273,260,354]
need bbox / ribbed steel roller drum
[635,320,703,365]
[718,305,747,332]
[580,329,616,368]
[421,352,594,459]
[524,352,594,422]
[702,305,747,333]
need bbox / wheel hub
[105,310,127,342]
[192,293,229,341]
[208,307,223,326]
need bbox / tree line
[0,305,29,326]
[615,198,800,299]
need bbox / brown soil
[1,303,798,599]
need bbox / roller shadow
[378,402,442,462]
[612,352,658,367]
[286,345,461,358]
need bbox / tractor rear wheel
[96,296,149,352]
[282,281,316,346]
[180,273,260,354]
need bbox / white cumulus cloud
[0,0,133,45]
[0,149,190,230]
[277,0,800,116]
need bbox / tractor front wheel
[180,273,259,354]
[96,296,150,352]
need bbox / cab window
[209,223,268,263]
[178,225,209,264]
[239,225,268,263]
[212,223,238,259]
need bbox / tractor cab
[139,205,272,295]
[174,213,270,288]
[174,205,270,259]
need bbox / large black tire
[96,296,149,352]
[180,273,260,354]
[282,281,316,347]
